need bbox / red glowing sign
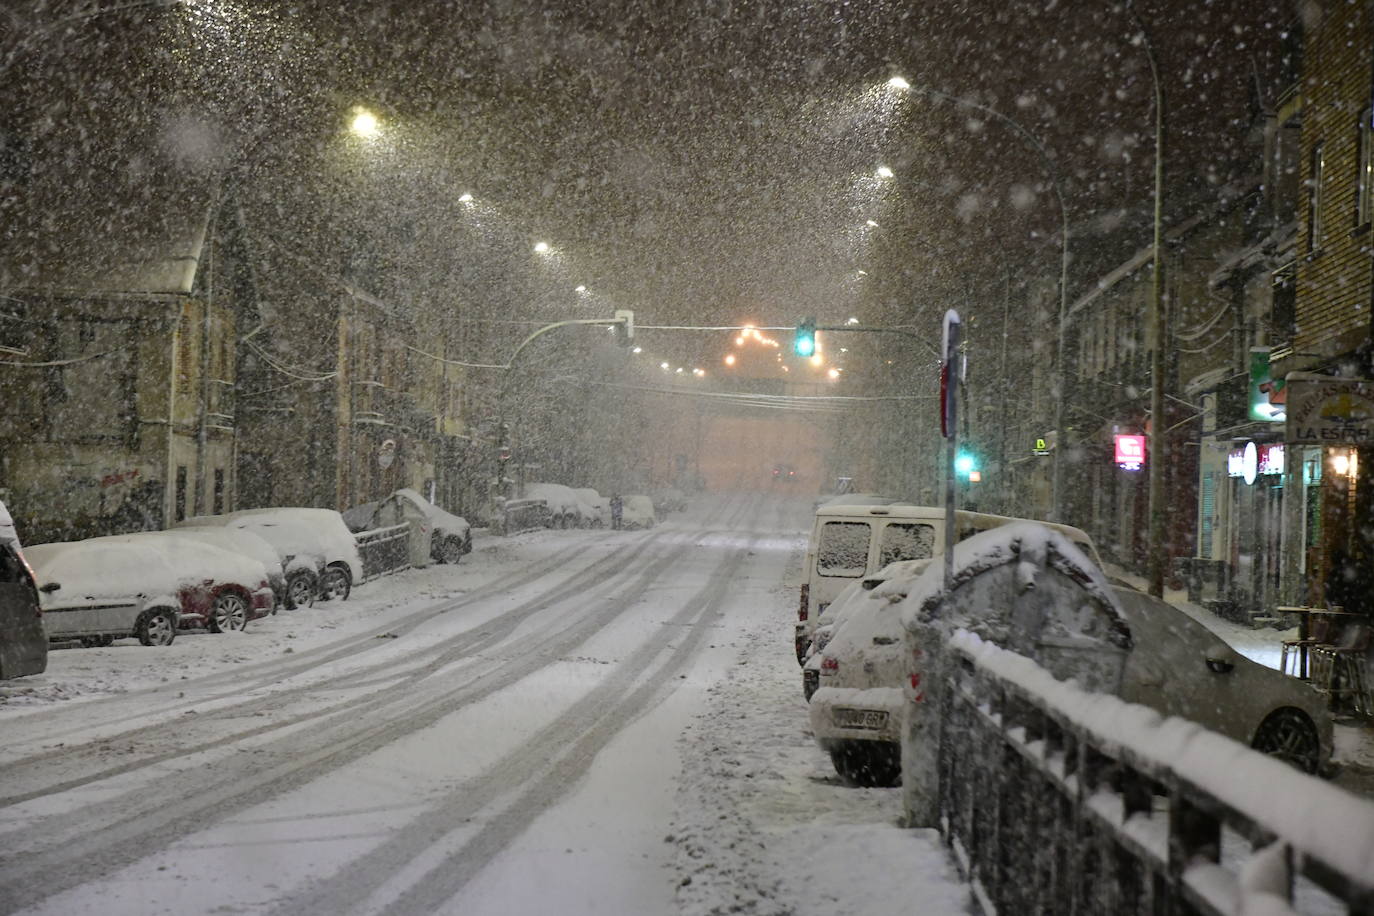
[1114,434,1145,469]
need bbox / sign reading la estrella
[1285,375,1374,445]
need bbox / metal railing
[500,498,550,535]
[938,631,1374,916]
[354,523,410,582]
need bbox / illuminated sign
[1114,434,1145,471]
[1227,442,1283,482]
[1249,347,1285,422]
[1258,444,1284,476]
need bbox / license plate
[833,707,888,730]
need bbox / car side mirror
[1204,643,1237,674]
[39,581,60,593]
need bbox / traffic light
[955,451,978,479]
[794,318,816,357]
[614,309,634,347]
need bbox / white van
[793,503,1101,664]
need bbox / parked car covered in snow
[525,483,596,528]
[1112,585,1334,775]
[155,527,286,611]
[180,508,363,608]
[345,488,472,565]
[808,559,932,785]
[621,494,657,529]
[28,535,273,645]
[29,539,183,647]
[572,488,610,527]
[652,487,687,514]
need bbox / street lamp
[886,76,1072,522]
[876,165,895,179]
[533,241,550,254]
[349,107,380,138]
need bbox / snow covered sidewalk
[666,572,971,916]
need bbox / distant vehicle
[621,494,657,530]
[345,489,472,565]
[0,506,46,678]
[771,464,797,482]
[652,487,687,514]
[525,483,596,528]
[572,488,610,527]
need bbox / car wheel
[829,741,902,787]
[209,592,250,633]
[1251,708,1322,774]
[136,608,177,647]
[438,537,464,565]
[284,571,316,610]
[317,565,351,602]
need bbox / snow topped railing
[354,523,410,582]
[939,629,1374,916]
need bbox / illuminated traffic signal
[794,318,816,357]
[955,451,978,479]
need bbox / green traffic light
[794,318,816,357]
[955,452,977,477]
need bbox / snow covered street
[0,493,971,916]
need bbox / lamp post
[1126,0,1168,598]
[885,77,1071,521]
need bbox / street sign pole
[941,310,962,592]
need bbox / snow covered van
[794,504,1101,664]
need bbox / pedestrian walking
[610,494,624,530]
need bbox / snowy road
[0,493,970,916]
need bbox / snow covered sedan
[29,539,183,647]
[345,489,472,565]
[808,560,932,786]
[572,488,610,527]
[801,559,930,702]
[1112,586,1335,775]
[155,527,286,612]
[27,536,273,645]
[621,494,657,530]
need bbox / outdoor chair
[1280,612,1332,679]
[1310,622,1371,717]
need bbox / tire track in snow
[265,513,765,916]
[0,494,761,915]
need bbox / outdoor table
[1277,605,1357,680]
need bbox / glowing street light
[866,219,879,228]
[827,368,841,380]
[575,285,587,293]
[458,192,474,203]
[724,354,736,366]
[660,362,670,370]
[876,165,895,179]
[533,241,550,254]
[349,107,380,138]
[632,347,642,354]
[887,76,912,91]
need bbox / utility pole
[1129,0,1169,598]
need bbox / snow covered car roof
[153,527,284,581]
[393,489,470,537]
[180,509,363,583]
[27,539,181,606]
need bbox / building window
[1309,141,1325,250]
[213,468,225,515]
[175,465,188,522]
[1358,107,1373,228]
